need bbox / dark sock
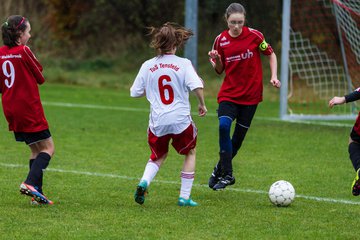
[25,152,51,192]
[28,159,38,191]
[349,142,360,171]
[220,151,233,176]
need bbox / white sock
[179,171,195,199]
[140,160,160,187]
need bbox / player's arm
[185,61,207,116]
[268,52,280,88]
[23,46,45,84]
[329,88,360,108]
[192,87,207,117]
[130,65,146,98]
[130,90,146,98]
[130,81,145,98]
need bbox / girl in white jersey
[130,22,207,207]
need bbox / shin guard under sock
[219,117,233,153]
[231,124,249,158]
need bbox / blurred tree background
[0,0,282,90]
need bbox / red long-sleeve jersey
[0,45,48,132]
[211,26,273,105]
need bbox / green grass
[0,83,358,239]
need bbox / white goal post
[280,0,360,120]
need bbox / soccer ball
[268,180,295,207]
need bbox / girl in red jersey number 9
[131,22,207,207]
[0,15,54,205]
[208,3,281,190]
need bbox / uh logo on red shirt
[225,49,253,63]
[219,36,254,63]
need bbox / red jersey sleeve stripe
[248,27,265,41]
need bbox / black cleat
[208,165,222,189]
[212,175,235,191]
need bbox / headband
[15,17,25,29]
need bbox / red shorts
[148,123,197,160]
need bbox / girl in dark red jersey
[0,15,54,204]
[208,3,281,190]
[329,88,360,196]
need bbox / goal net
[280,0,360,120]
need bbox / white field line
[1,162,359,206]
[42,101,353,128]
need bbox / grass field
[0,83,359,239]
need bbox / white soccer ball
[268,180,295,207]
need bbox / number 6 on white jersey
[158,75,174,105]
[2,60,15,88]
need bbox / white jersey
[130,54,203,137]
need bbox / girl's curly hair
[148,22,193,55]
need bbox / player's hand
[198,104,207,117]
[208,50,220,60]
[329,96,345,108]
[270,78,281,88]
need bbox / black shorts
[218,101,258,128]
[350,128,360,143]
[14,129,52,145]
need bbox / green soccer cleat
[134,180,148,205]
[177,197,199,207]
[351,169,360,196]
